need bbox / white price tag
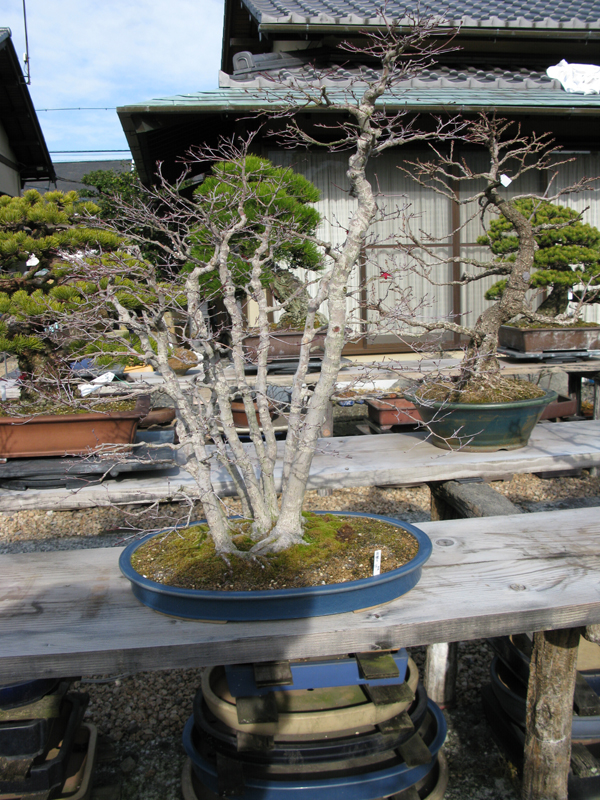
[500,174,513,187]
[373,550,381,576]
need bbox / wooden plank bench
[1,419,599,511]
[3,505,598,679]
[2,506,599,799]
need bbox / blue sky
[4,0,223,161]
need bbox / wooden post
[424,642,458,708]
[427,480,521,707]
[522,627,581,800]
[591,378,600,477]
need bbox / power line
[37,107,117,111]
[49,149,131,154]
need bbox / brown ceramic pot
[230,401,277,427]
[499,324,600,353]
[0,395,150,458]
[366,396,421,426]
[242,329,327,362]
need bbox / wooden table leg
[591,379,600,477]
[424,642,458,708]
[522,627,581,800]
[567,372,583,416]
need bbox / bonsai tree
[483,198,600,319]
[189,155,328,332]
[0,189,123,377]
[392,114,597,391]
[52,16,461,556]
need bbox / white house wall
[267,147,600,338]
[0,120,20,196]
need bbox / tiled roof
[118,86,600,114]
[241,0,600,28]
[220,59,563,90]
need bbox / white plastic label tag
[500,174,512,187]
[373,550,381,576]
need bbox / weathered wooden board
[1,420,599,511]
[1,506,599,682]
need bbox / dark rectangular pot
[499,325,600,353]
[0,395,150,459]
[243,329,326,362]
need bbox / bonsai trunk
[461,186,537,385]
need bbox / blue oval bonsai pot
[119,512,432,621]
[404,388,557,452]
[182,700,446,800]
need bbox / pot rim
[500,323,600,331]
[119,511,432,603]
[0,393,150,425]
[404,387,558,413]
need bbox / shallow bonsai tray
[0,429,176,489]
[499,324,600,354]
[498,345,598,363]
[192,682,429,763]
[0,394,150,459]
[366,397,421,426]
[119,513,432,622]
[223,650,409,696]
[540,394,578,419]
[183,701,446,800]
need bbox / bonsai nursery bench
[0,419,599,511]
[1,506,599,800]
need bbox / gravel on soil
[2,470,599,799]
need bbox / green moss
[0,396,137,418]
[131,512,419,591]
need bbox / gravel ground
[2,467,599,799]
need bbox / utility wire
[49,150,131,154]
[37,107,117,111]
[22,0,31,84]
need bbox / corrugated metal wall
[267,147,600,346]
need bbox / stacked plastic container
[0,678,96,800]
[182,650,448,800]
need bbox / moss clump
[0,396,137,418]
[509,320,600,330]
[414,377,545,405]
[131,512,419,591]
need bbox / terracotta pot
[230,401,278,427]
[366,396,421,425]
[138,406,177,428]
[499,324,600,353]
[0,395,150,458]
[243,329,327,362]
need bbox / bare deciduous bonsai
[390,114,597,397]
[58,15,462,556]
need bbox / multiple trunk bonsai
[0,20,598,587]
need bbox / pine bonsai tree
[189,156,327,330]
[483,199,600,319]
[0,189,123,375]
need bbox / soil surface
[131,513,419,590]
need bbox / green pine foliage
[0,189,126,365]
[189,156,323,295]
[482,199,600,316]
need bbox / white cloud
[3,0,223,155]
